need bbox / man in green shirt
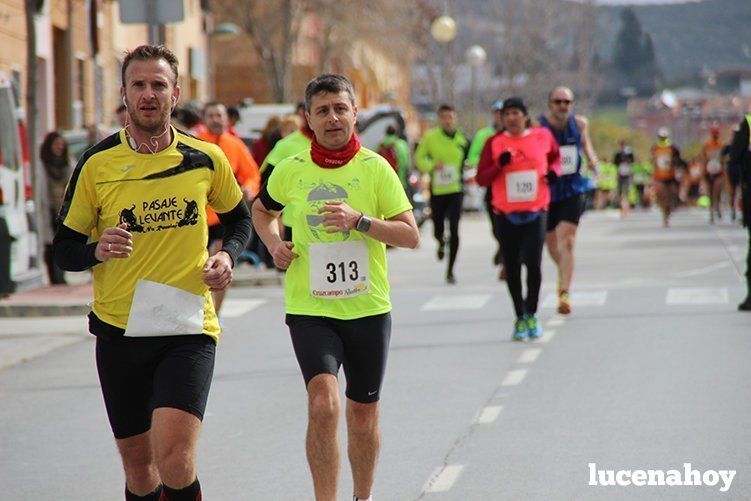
[467,100,504,276]
[252,74,419,501]
[415,104,469,284]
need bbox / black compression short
[286,313,391,403]
[95,334,216,439]
[547,194,585,232]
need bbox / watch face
[358,216,371,232]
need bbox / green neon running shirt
[266,147,412,319]
[415,127,469,195]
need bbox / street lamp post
[465,45,486,134]
[430,15,457,104]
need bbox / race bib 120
[309,240,370,299]
[506,170,538,203]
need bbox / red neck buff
[310,133,361,169]
[300,124,315,139]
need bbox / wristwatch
[355,213,372,233]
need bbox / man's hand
[203,250,234,291]
[319,201,361,233]
[241,186,254,202]
[271,241,299,270]
[95,223,133,262]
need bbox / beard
[128,106,170,135]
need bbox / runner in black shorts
[53,45,251,500]
[286,313,391,403]
[252,74,418,501]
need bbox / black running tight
[431,192,463,276]
[496,212,547,318]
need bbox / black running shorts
[286,312,391,403]
[547,194,585,232]
[95,334,216,439]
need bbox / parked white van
[0,72,42,295]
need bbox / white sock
[354,496,373,501]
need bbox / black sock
[162,478,201,501]
[125,484,163,501]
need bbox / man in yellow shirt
[53,45,250,501]
[252,74,418,501]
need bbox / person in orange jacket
[197,102,260,314]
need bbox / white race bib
[506,170,538,203]
[309,240,370,299]
[618,163,632,176]
[656,154,671,171]
[433,165,459,187]
[560,145,579,175]
[124,280,205,337]
[707,159,722,174]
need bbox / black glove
[498,151,512,167]
[546,169,558,185]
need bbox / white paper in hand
[124,279,205,337]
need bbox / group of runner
[50,43,751,501]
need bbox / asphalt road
[1,207,749,500]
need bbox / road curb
[0,304,91,318]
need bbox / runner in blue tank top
[537,86,599,315]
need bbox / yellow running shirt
[266,147,412,319]
[60,127,242,342]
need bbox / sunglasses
[551,99,572,105]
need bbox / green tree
[611,7,657,96]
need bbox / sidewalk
[0,265,282,318]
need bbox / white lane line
[673,262,731,278]
[220,298,267,318]
[517,348,542,364]
[423,464,465,493]
[538,330,556,344]
[542,290,607,308]
[665,288,728,305]
[502,369,527,386]
[421,294,492,311]
[475,405,503,424]
[547,317,565,327]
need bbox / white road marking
[665,288,728,305]
[421,294,492,311]
[518,348,542,364]
[673,262,731,278]
[220,299,267,318]
[502,369,527,386]
[541,290,607,308]
[547,317,565,327]
[423,465,465,493]
[475,405,503,424]
[538,330,556,344]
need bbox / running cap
[657,126,670,138]
[501,97,527,115]
[491,100,504,111]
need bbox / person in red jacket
[477,97,561,341]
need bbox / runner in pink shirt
[477,97,561,341]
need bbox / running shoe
[512,318,528,341]
[526,314,542,340]
[446,273,456,285]
[437,241,445,261]
[557,290,571,315]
